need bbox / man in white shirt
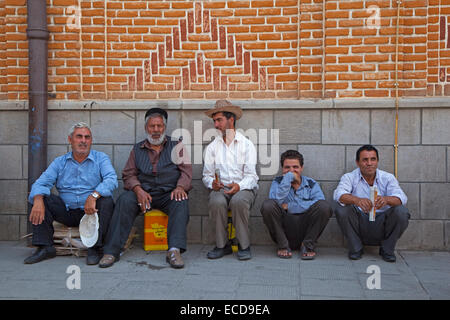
[202,100,259,260]
[333,145,410,262]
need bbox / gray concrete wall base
[0,99,449,250]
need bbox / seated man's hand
[374,195,387,210]
[29,196,45,225]
[171,186,188,202]
[84,195,98,215]
[224,183,240,195]
[281,203,288,211]
[292,172,301,184]
[133,185,152,213]
[212,179,224,191]
[355,197,373,213]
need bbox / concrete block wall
[0,98,449,251]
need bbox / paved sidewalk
[0,241,449,300]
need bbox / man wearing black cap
[100,108,192,269]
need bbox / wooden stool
[144,209,168,251]
[227,210,238,252]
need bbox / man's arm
[309,180,326,202]
[122,148,141,191]
[333,173,373,213]
[269,174,293,210]
[202,143,215,189]
[28,159,60,224]
[84,152,118,215]
[269,173,293,201]
[95,152,118,197]
[28,159,60,204]
[235,140,258,192]
[171,141,192,201]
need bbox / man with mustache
[333,145,410,262]
[25,122,118,265]
[202,100,259,261]
[100,108,192,269]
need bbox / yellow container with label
[144,209,168,251]
[227,210,238,252]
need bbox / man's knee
[313,200,332,217]
[209,191,227,208]
[333,201,351,220]
[391,205,410,223]
[169,198,189,214]
[260,199,278,216]
[229,194,251,212]
[97,196,114,212]
[116,190,137,205]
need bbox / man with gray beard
[100,108,192,269]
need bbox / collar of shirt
[216,130,244,146]
[67,150,95,163]
[356,168,379,186]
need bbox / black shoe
[348,248,364,260]
[207,244,233,259]
[24,246,56,264]
[86,247,102,265]
[379,247,396,263]
[237,245,251,261]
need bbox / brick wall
[2,0,450,100]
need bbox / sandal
[277,248,292,259]
[300,244,316,260]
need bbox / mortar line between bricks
[397,250,431,299]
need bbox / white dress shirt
[333,168,407,213]
[202,131,259,191]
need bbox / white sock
[169,247,179,252]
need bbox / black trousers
[260,199,332,250]
[332,201,410,255]
[103,190,190,258]
[30,194,114,249]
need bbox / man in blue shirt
[333,145,410,262]
[261,150,332,260]
[25,122,118,265]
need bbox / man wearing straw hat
[25,122,117,265]
[203,100,259,261]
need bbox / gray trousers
[103,190,189,258]
[209,189,256,250]
[333,201,410,255]
[261,199,332,250]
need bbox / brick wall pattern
[2,0,450,100]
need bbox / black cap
[145,108,168,121]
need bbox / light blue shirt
[333,168,407,213]
[269,172,325,214]
[28,150,118,210]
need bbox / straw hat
[204,100,243,120]
[79,212,99,248]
